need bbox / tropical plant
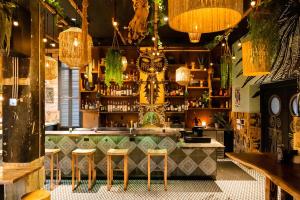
[44,0,65,17]
[0,1,16,54]
[248,0,280,68]
[213,112,231,130]
[104,48,123,87]
[220,55,232,89]
[143,111,159,126]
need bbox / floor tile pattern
[46,160,271,200]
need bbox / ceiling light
[71,18,76,21]
[43,38,48,43]
[50,43,56,47]
[163,16,168,22]
[250,1,256,7]
[13,21,19,27]
[152,37,156,41]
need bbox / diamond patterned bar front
[43,134,217,178]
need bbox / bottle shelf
[100,95,139,98]
[165,111,185,114]
[100,111,139,114]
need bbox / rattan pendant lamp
[58,0,92,69]
[168,0,243,41]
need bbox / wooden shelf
[100,95,138,98]
[210,96,231,98]
[97,80,137,83]
[101,112,139,114]
[165,96,185,99]
[187,87,209,89]
[80,90,98,93]
[190,69,208,72]
[165,111,185,114]
[188,107,231,111]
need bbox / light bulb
[238,42,242,47]
[71,18,76,22]
[13,21,19,27]
[112,21,118,27]
[210,62,213,66]
[50,43,56,47]
[46,62,49,67]
[43,38,48,43]
[232,55,236,60]
[250,0,256,7]
[156,52,160,56]
[73,38,79,47]
[0,94,4,101]
[163,16,168,22]
[152,37,156,41]
[222,43,225,47]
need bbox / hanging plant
[248,1,280,67]
[0,2,16,54]
[104,48,123,87]
[221,55,232,89]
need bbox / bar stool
[21,189,50,200]
[45,148,61,190]
[72,149,96,191]
[107,148,129,191]
[147,149,168,191]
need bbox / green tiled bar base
[45,134,217,178]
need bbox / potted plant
[104,48,123,87]
[213,112,233,152]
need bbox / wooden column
[2,0,45,163]
[265,178,278,200]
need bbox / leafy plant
[143,111,159,126]
[0,1,16,54]
[248,0,280,68]
[220,55,232,89]
[104,48,123,87]
[213,112,231,130]
[201,91,209,106]
[44,0,65,17]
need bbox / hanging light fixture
[58,27,93,69]
[188,32,201,43]
[176,66,191,86]
[168,0,243,33]
[242,40,270,76]
[45,56,58,80]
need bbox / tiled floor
[45,160,272,200]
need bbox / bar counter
[44,128,224,179]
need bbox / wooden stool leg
[124,155,128,191]
[92,154,96,185]
[148,154,151,191]
[57,153,61,184]
[110,156,113,186]
[265,177,277,200]
[107,155,111,191]
[88,154,92,190]
[50,154,54,190]
[72,154,75,191]
[164,154,167,191]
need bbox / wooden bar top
[226,152,300,199]
[0,165,42,185]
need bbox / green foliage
[220,55,232,89]
[203,35,224,50]
[143,112,159,125]
[213,112,231,130]
[248,0,280,66]
[201,91,209,106]
[44,0,65,17]
[104,48,123,87]
[0,2,16,54]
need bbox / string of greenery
[248,0,280,66]
[0,1,16,54]
[104,48,123,87]
[44,0,65,17]
[148,0,167,47]
[220,55,232,89]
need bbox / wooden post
[265,178,277,200]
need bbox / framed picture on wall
[235,88,241,107]
[45,87,54,104]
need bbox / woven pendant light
[168,0,243,33]
[242,40,270,76]
[176,66,190,86]
[58,27,93,69]
[188,33,201,43]
[45,56,58,80]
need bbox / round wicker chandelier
[58,27,93,69]
[45,56,58,80]
[168,0,243,33]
